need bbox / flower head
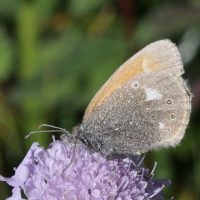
[0,136,171,200]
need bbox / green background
[0,0,200,199]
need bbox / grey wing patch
[81,70,191,155]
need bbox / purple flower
[0,136,171,200]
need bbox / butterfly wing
[80,39,191,155]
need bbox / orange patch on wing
[84,54,164,120]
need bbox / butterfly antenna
[25,124,70,138]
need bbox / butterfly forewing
[83,39,184,120]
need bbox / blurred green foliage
[0,0,200,199]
